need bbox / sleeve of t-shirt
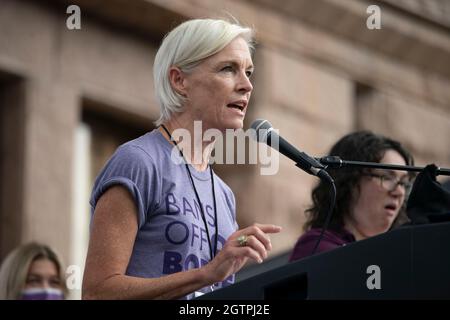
[89,144,161,229]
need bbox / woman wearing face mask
[289,131,415,261]
[0,242,67,300]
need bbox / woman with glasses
[289,131,414,261]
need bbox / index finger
[253,223,282,234]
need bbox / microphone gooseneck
[250,119,329,180]
[250,119,336,256]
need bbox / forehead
[380,149,406,166]
[205,37,253,65]
[376,149,408,178]
[28,258,58,277]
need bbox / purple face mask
[21,288,64,300]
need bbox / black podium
[199,222,450,299]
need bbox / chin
[216,120,242,131]
[378,221,393,233]
[229,118,245,130]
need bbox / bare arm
[82,185,281,300]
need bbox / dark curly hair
[304,131,414,232]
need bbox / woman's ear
[168,66,188,97]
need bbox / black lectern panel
[412,222,450,298]
[199,222,450,299]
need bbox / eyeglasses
[366,173,413,192]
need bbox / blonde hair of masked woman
[0,242,67,300]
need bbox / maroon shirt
[289,228,356,262]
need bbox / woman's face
[179,37,254,132]
[25,258,62,290]
[348,149,410,239]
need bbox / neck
[160,118,216,171]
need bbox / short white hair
[153,18,255,126]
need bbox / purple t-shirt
[289,228,356,262]
[90,129,238,299]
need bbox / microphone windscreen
[250,119,273,142]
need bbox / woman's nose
[237,72,253,93]
[390,182,406,197]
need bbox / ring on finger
[237,235,249,247]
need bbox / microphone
[251,119,336,256]
[251,119,329,180]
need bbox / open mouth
[384,204,398,213]
[227,103,245,111]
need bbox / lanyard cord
[160,125,218,260]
